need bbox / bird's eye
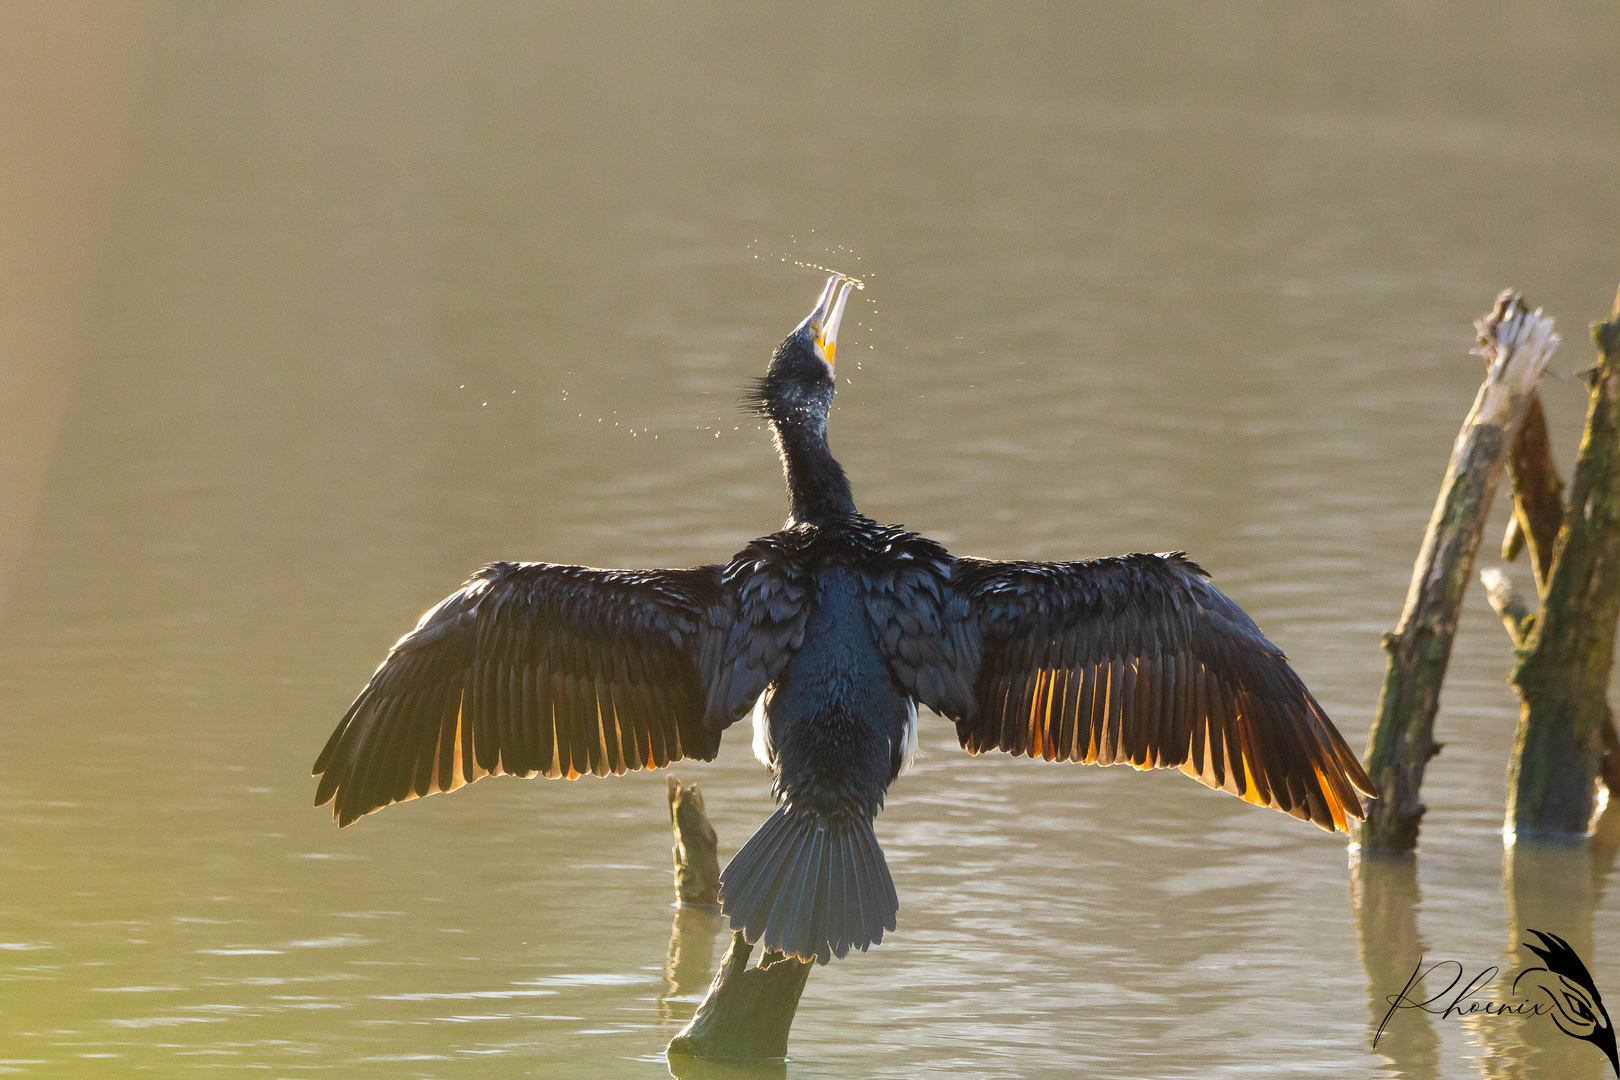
[1562,991,1594,1022]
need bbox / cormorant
[313,274,1377,965]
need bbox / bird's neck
[774,417,856,526]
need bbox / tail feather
[868,823,899,918]
[761,825,812,951]
[724,808,798,936]
[753,814,811,941]
[836,826,864,960]
[809,830,834,959]
[773,826,819,960]
[852,812,897,944]
[843,824,868,951]
[720,805,897,965]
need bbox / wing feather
[313,559,796,826]
[898,551,1376,834]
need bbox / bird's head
[745,273,860,430]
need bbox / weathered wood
[659,777,725,1023]
[667,933,813,1065]
[1488,584,1620,801]
[1501,512,1524,563]
[1479,566,1533,645]
[668,776,721,909]
[1506,288,1620,838]
[661,778,813,1065]
[1359,292,1557,852]
[1489,381,1620,796]
[1484,561,1620,794]
[1607,717,1620,794]
[1502,392,1565,593]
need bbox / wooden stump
[1502,289,1620,837]
[661,777,724,1022]
[1359,291,1558,852]
[667,933,813,1065]
[1486,428,1620,802]
[661,778,813,1067]
[668,777,721,909]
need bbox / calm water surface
[2,4,1619,1078]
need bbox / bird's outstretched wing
[314,558,799,826]
[899,551,1376,833]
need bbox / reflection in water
[663,906,725,1022]
[666,1052,787,1080]
[1354,852,1440,1080]
[1475,799,1620,1080]
[1356,804,1620,1080]
[2,2,1618,1077]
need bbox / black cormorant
[313,274,1377,965]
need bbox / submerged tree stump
[1484,377,1620,798]
[667,933,813,1065]
[661,778,813,1067]
[1502,288,1620,837]
[661,779,725,1021]
[1359,292,1557,852]
[668,777,721,909]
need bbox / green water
[2,4,1618,1077]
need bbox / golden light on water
[1,4,1617,1077]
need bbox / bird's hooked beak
[803,273,861,369]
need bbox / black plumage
[313,273,1377,964]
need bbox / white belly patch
[750,691,774,767]
[899,698,920,773]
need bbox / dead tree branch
[1505,287,1620,837]
[667,933,813,1066]
[1480,567,1534,646]
[668,777,721,909]
[1485,383,1620,797]
[1502,392,1565,593]
[1359,291,1556,852]
[661,779,813,1067]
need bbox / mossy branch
[1504,285,1620,837]
[668,777,721,909]
[1480,566,1533,647]
[662,779,812,1067]
[1485,349,1620,803]
[1359,291,1557,852]
[1501,392,1565,593]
